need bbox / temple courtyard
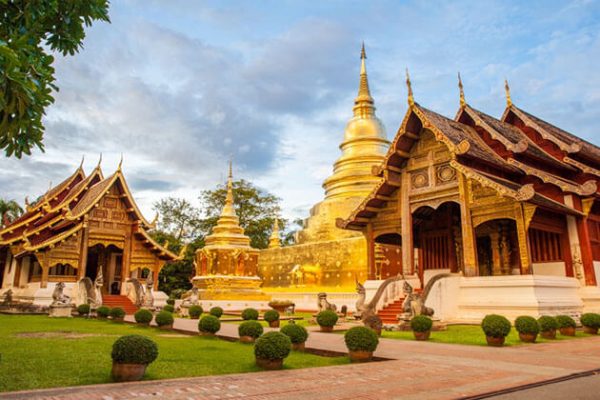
[1,315,599,400]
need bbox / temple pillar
[458,174,477,276]
[490,232,501,276]
[120,229,132,295]
[401,170,413,275]
[77,218,89,281]
[564,196,595,285]
[366,223,375,280]
[514,203,533,275]
[154,259,160,290]
[40,254,49,289]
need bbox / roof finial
[458,72,466,108]
[268,216,281,248]
[79,155,85,170]
[406,68,414,107]
[360,41,366,60]
[117,153,123,171]
[97,153,103,168]
[355,42,372,103]
[228,158,233,180]
[504,78,512,107]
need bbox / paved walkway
[2,317,600,400]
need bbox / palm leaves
[0,199,23,227]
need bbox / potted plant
[96,306,111,319]
[556,315,576,336]
[241,307,259,321]
[514,316,539,343]
[198,315,221,336]
[268,300,294,313]
[155,311,174,330]
[77,304,90,317]
[410,315,433,341]
[538,316,558,339]
[481,314,511,347]
[134,309,153,326]
[281,323,309,351]
[162,304,175,313]
[189,305,203,320]
[263,310,280,328]
[210,306,224,318]
[254,331,291,370]
[238,320,264,343]
[316,310,338,332]
[111,335,158,382]
[110,307,126,322]
[344,326,379,362]
[581,313,600,334]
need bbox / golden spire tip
[97,153,102,168]
[360,41,366,59]
[458,72,465,108]
[79,155,85,169]
[504,78,512,107]
[117,153,123,171]
[406,68,414,107]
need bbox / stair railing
[367,274,405,314]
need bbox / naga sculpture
[402,281,433,317]
[77,269,103,308]
[181,287,199,307]
[142,271,154,308]
[125,278,144,306]
[317,292,337,312]
[51,282,71,305]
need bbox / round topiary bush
[209,306,223,318]
[166,299,175,306]
[581,313,600,328]
[281,323,309,344]
[239,320,264,339]
[344,326,379,353]
[77,304,90,316]
[155,311,174,328]
[96,306,111,318]
[316,310,338,329]
[254,331,291,362]
[481,314,511,338]
[241,308,259,321]
[515,316,540,334]
[111,335,158,365]
[188,305,203,319]
[134,309,153,325]
[264,310,279,323]
[198,315,221,334]
[110,307,126,320]
[556,315,576,329]
[537,316,558,332]
[162,305,175,313]
[410,315,433,333]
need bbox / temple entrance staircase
[103,295,138,314]
[376,288,422,324]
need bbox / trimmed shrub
[481,314,511,338]
[209,306,223,318]
[134,309,153,325]
[110,307,126,320]
[281,323,309,344]
[241,308,259,321]
[263,310,280,323]
[581,313,600,328]
[556,315,576,329]
[96,306,111,318]
[316,310,338,327]
[198,315,221,334]
[77,304,90,316]
[111,335,158,365]
[538,316,558,332]
[410,315,433,333]
[514,316,540,335]
[155,311,174,327]
[344,326,379,352]
[254,331,291,360]
[162,305,175,313]
[166,299,175,306]
[188,305,203,319]
[238,321,264,339]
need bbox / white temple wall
[532,262,566,277]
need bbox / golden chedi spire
[268,217,281,248]
[203,162,252,249]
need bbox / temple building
[0,159,178,308]
[258,45,402,290]
[336,74,600,320]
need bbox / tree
[199,179,285,249]
[0,198,23,227]
[153,197,202,242]
[0,0,110,158]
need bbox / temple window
[49,263,77,277]
[588,218,600,261]
[528,228,563,263]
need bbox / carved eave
[458,105,517,152]
[114,171,153,229]
[15,223,84,257]
[564,156,600,178]
[134,226,179,261]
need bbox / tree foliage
[0,0,110,158]
[153,197,201,242]
[0,198,23,227]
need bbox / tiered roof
[339,78,600,230]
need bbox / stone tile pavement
[1,317,599,400]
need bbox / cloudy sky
[1,0,599,221]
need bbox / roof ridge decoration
[458,72,466,108]
[504,79,512,108]
[564,156,600,177]
[133,225,179,260]
[406,68,415,107]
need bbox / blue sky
[1,0,599,221]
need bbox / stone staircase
[103,295,138,315]
[377,298,404,324]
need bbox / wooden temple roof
[0,164,177,261]
[339,99,599,231]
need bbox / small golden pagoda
[194,163,268,300]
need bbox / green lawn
[382,324,593,346]
[0,314,348,393]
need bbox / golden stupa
[194,163,269,300]
[258,44,390,289]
